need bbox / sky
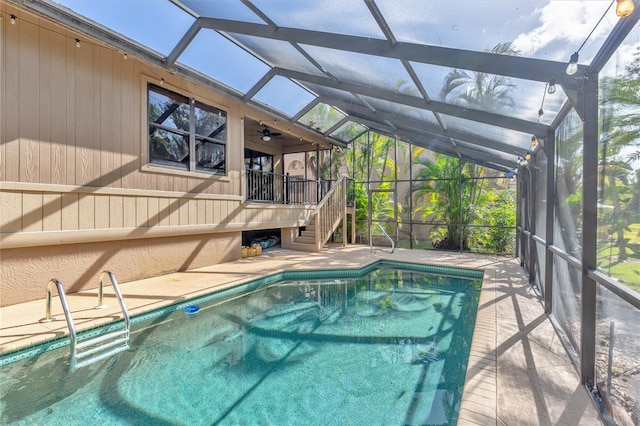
[56,0,637,129]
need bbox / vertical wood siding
[1,5,312,249]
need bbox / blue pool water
[0,264,482,425]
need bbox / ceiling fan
[258,124,282,141]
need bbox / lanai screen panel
[300,45,420,96]
[229,34,326,76]
[442,116,534,152]
[59,0,194,55]
[410,62,568,125]
[180,0,264,23]
[252,76,316,117]
[179,30,270,94]
[250,0,385,38]
[376,0,618,64]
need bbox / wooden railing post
[342,179,347,247]
[315,209,322,251]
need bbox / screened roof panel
[229,34,325,76]
[359,96,441,126]
[178,0,263,23]
[58,0,194,56]
[454,140,517,164]
[300,103,346,133]
[299,45,419,94]
[25,0,638,170]
[443,115,532,151]
[253,76,316,117]
[178,30,270,94]
[250,0,386,39]
[298,82,366,109]
[410,62,568,125]
[376,0,618,64]
[330,121,368,143]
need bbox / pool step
[74,345,129,370]
[73,329,130,368]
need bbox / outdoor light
[616,0,635,17]
[566,52,579,75]
[261,135,271,142]
[10,14,16,24]
[123,53,128,60]
[538,108,544,118]
[75,38,81,48]
[525,153,532,161]
[531,136,537,147]
[160,78,164,85]
[547,80,556,94]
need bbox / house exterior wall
[0,3,313,306]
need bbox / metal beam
[580,74,598,388]
[165,20,201,68]
[324,97,529,157]
[395,129,517,169]
[544,131,555,314]
[281,68,547,136]
[198,17,587,89]
[402,136,511,172]
[590,5,640,74]
[242,68,276,103]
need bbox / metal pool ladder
[40,271,130,369]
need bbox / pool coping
[0,248,499,425]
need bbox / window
[244,148,273,172]
[148,84,227,175]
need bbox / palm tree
[411,154,491,250]
[440,42,519,114]
[599,45,640,263]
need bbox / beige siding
[2,5,237,195]
[1,4,317,306]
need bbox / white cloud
[512,1,617,61]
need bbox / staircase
[289,176,350,252]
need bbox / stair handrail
[309,175,348,250]
[96,271,130,330]
[39,279,77,356]
[311,175,346,215]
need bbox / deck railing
[246,169,327,205]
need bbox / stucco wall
[0,232,241,306]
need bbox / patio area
[0,246,601,425]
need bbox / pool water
[0,266,481,425]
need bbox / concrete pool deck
[0,245,601,425]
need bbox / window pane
[194,102,227,141]
[148,86,190,132]
[149,128,189,170]
[196,139,225,174]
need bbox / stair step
[76,337,129,360]
[299,231,316,238]
[74,345,129,369]
[295,236,316,244]
[76,329,129,350]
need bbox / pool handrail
[96,270,130,331]
[376,223,396,254]
[39,279,78,356]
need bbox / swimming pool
[0,262,482,425]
